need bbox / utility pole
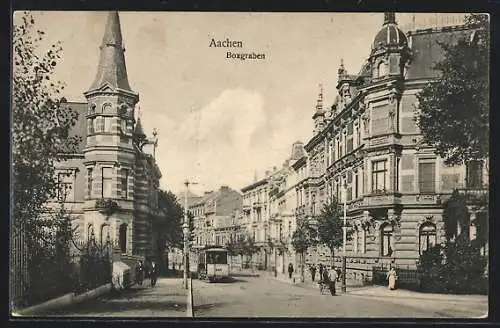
[342,179,347,293]
[183,179,190,290]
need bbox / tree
[315,198,354,266]
[291,217,315,282]
[154,190,195,272]
[227,234,247,269]
[12,12,81,249]
[243,235,260,269]
[415,14,489,166]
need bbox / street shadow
[198,277,248,284]
[46,300,187,316]
[193,302,229,313]
[231,273,260,278]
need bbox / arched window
[119,223,127,254]
[88,224,94,241]
[419,223,437,255]
[378,61,387,77]
[381,223,393,257]
[100,224,110,246]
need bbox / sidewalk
[347,285,488,303]
[42,278,188,317]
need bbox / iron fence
[372,265,421,290]
[10,237,112,311]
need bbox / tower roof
[134,117,146,137]
[372,12,408,51]
[87,12,134,93]
[290,141,306,160]
[312,84,325,119]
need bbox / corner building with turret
[295,13,488,282]
[53,12,162,261]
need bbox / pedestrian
[318,263,324,281]
[386,266,398,290]
[135,260,144,286]
[150,261,158,287]
[319,266,329,295]
[310,264,317,282]
[288,263,294,280]
[329,266,339,296]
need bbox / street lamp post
[183,179,190,290]
[342,181,347,294]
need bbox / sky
[15,11,467,195]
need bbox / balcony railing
[456,187,488,205]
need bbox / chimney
[273,166,277,172]
[265,170,270,176]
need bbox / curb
[186,277,193,318]
[12,283,112,316]
[347,291,488,303]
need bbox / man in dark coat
[150,261,158,287]
[309,264,317,282]
[288,263,294,279]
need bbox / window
[346,122,354,153]
[97,116,105,132]
[335,180,340,201]
[466,160,484,188]
[104,117,112,132]
[120,168,128,199]
[102,167,113,198]
[372,104,389,135]
[378,61,387,77]
[361,228,366,254]
[311,194,316,216]
[88,118,95,134]
[395,158,400,192]
[419,223,437,255]
[87,168,93,198]
[346,173,353,201]
[372,160,387,193]
[353,229,359,253]
[57,172,74,202]
[357,121,362,146]
[418,160,436,193]
[288,221,292,234]
[354,171,359,199]
[119,223,127,254]
[381,224,393,257]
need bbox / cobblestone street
[192,274,487,318]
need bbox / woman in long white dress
[386,267,397,290]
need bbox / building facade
[236,13,488,283]
[52,12,162,260]
[191,186,243,247]
[296,13,488,282]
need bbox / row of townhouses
[191,13,488,282]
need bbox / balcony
[363,191,402,208]
[456,187,488,206]
[242,204,251,212]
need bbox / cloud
[154,89,270,192]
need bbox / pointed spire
[315,83,324,114]
[383,12,396,26]
[134,117,146,137]
[338,58,346,77]
[88,11,134,93]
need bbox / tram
[197,245,230,282]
